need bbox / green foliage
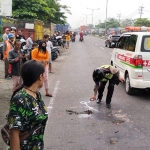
[97,18,119,29]
[12,0,70,24]
[87,24,94,29]
[120,19,134,27]
[134,18,150,27]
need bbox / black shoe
[96,98,101,104]
[106,104,111,108]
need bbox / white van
[111,32,150,94]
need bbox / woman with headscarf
[32,41,53,97]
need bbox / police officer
[91,65,124,108]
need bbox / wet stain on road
[66,109,93,115]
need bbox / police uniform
[94,65,120,105]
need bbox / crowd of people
[0,26,125,149]
[1,26,79,149]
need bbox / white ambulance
[111,27,150,95]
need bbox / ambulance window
[126,35,137,52]
[117,37,126,49]
[141,36,150,52]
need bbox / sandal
[45,94,53,97]
[90,97,96,101]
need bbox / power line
[126,9,139,18]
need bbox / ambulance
[111,26,150,95]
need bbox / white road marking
[80,101,99,112]
[47,81,60,116]
[110,53,112,55]
[100,47,104,49]
[95,44,98,45]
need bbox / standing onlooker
[8,40,26,92]
[2,28,10,60]
[65,31,70,49]
[32,41,53,97]
[7,60,48,150]
[16,30,25,40]
[10,27,17,39]
[3,33,14,79]
[26,34,33,50]
[62,33,66,48]
[43,34,53,73]
[3,28,10,42]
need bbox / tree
[87,24,94,29]
[96,18,119,30]
[46,0,69,24]
[120,19,134,27]
[134,18,150,26]
[12,0,70,24]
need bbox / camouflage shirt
[8,89,48,150]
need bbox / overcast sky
[59,0,150,28]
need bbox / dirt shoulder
[0,61,12,150]
[0,47,68,149]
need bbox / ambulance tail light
[132,55,143,67]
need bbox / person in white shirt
[43,34,53,73]
[26,34,33,50]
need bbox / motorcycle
[79,37,83,42]
[71,35,76,42]
[51,47,60,61]
[50,36,63,47]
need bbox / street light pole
[87,8,100,25]
[82,14,92,25]
[105,0,108,35]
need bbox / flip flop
[90,97,96,101]
[45,94,53,97]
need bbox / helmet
[8,33,14,39]
[93,68,104,82]
[20,39,26,44]
[11,27,16,31]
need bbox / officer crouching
[90,65,124,108]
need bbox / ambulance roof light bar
[125,26,150,32]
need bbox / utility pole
[82,14,92,25]
[117,14,121,23]
[87,8,100,26]
[105,0,108,34]
[139,5,144,18]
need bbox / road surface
[43,35,150,150]
[0,35,150,150]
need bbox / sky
[59,0,150,29]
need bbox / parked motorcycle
[71,35,76,42]
[51,47,60,60]
[50,36,63,47]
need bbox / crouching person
[91,65,124,108]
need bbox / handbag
[1,91,42,146]
[1,123,42,146]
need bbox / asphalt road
[1,35,149,150]
[42,35,150,150]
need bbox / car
[111,32,150,95]
[105,35,120,48]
